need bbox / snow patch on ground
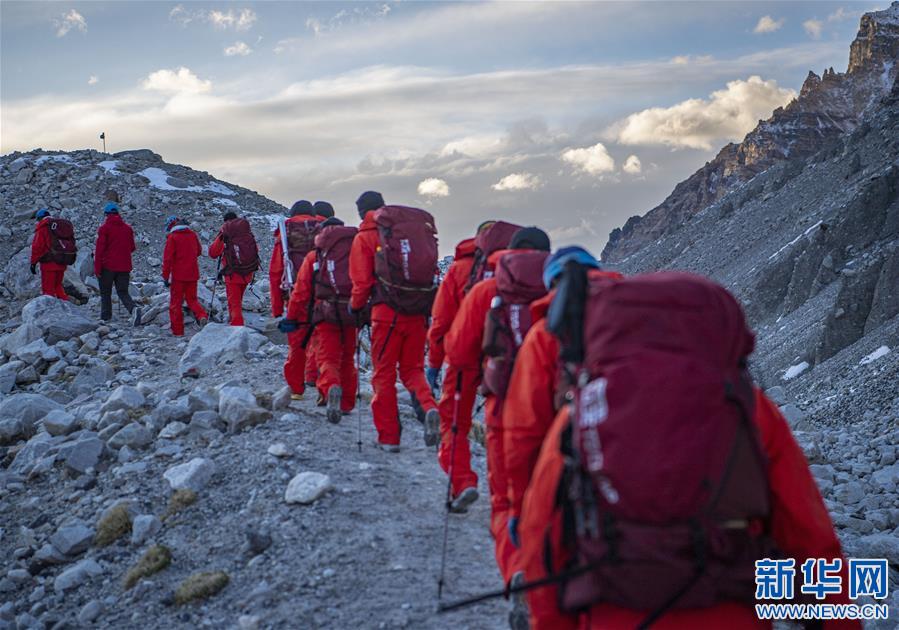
[34,154,74,166]
[213,197,239,208]
[783,361,810,380]
[98,160,120,174]
[859,345,890,365]
[768,221,822,261]
[139,167,236,196]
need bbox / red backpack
[45,218,77,266]
[220,218,260,276]
[373,206,439,315]
[286,220,321,273]
[465,221,522,292]
[481,250,548,415]
[312,225,357,325]
[547,271,774,621]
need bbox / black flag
[99,132,105,140]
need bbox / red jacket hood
[103,213,127,227]
[487,248,516,266]
[359,211,379,232]
[454,238,476,259]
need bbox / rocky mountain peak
[848,1,899,75]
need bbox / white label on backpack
[327,259,337,288]
[510,304,524,346]
[580,378,608,473]
[400,238,411,281]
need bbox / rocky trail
[1,302,505,629]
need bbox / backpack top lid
[474,220,522,256]
[583,271,755,376]
[315,224,357,250]
[495,250,550,305]
[374,205,436,230]
[221,217,251,238]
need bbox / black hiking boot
[131,306,143,327]
[423,409,440,447]
[508,571,530,630]
[449,487,479,513]
[326,387,342,425]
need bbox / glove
[30,264,37,275]
[426,367,441,392]
[508,517,520,548]
[278,318,299,333]
[347,303,365,326]
[163,279,170,288]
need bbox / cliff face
[602,2,899,264]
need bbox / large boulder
[0,322,42,356]
[163,458,216,492]
[0,393,63,442]
[0,361,22,395]
[218,386,271,434]
[100,386,145,414]
[3,247,39,299]
[178,323,267,376]
[21,295,96,344]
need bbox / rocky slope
[599,5,899,622]
[602,2,899,264]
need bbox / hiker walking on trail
[429,220,523,514]
[29,208,75,300]
[94,201,142,325]
[444,227,550,580]
[208,211,260,327]
[162,216,207,336]
[269,200,323,318]
[280,216,359,422]
[515,270,858,630]
[348,190,440,452]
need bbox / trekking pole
[437,370,464,602]
[355,326,364,453]
[210,256,222,322]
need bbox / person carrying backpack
[280,217,359,422]
[269,200,324,317]
[94,202,142,325]
[514,270,858,630]
[444,227,550,582]
[208,211,260,326]
[348,190,440,452]
[162,216,208,336]
[29,208,76,300]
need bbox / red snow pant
[40,267,68,300]
[370,308,437,446]
[283,328,320,394]
[169,280,208,336]
[270,271,286,317]
[316,322,358,412]
[438,366,480,497]
[486,395,518,583]
[223,273,251,326]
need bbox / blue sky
[0,1,876,254]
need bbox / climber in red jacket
[162,216,208,336]
[208,212,260,327]
[29,209,68,300]
[94,202,141,324]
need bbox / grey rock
[219,386,271,434]
[14,339,52,365]
[0,361,22,395]
[100,386,145,414]
[77,600,102,624]
[71,358,115,391]
[42,410,78,436]
[158,421,187,439]
[187,388,218,413]
[285,472,332,505]
[871,462,899,492]
[189,410,225,433]
[62,437,104,474]
[130,515,162,546]
[271,386,292,411]
[0,419,24,445]
[163,457,215,492]
[21,296,96,344]
[178,323,266,376]
[856,533,899,565]
[833,481,865,505]
[49,522,94,556]
[107,423,153,450]
[778,403,806,427]
[150,399,191,428]
[9,434,53,476]
[53,559,103,593]
[0,323,42,356]
[0,394,63,440]
[33,543,68,566]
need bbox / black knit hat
[289,200,314,217]
[223,211,238,222]
[355,191,385,218]
[313,201,335,218]
[509,226,551,252]
[320,216,345,228]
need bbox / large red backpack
[220,218,260,275]
[312,225,357,325]
[465,220,522,293]
[373,206,439,315]
[548,271,774,621]
[45,218,77,265]
[285,219,321,273]
[481,250,548,415]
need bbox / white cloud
[224,41,253,57]
[622,155,642,174]
[54,9,87,37]
[417,178,450,197]
[169,6,256,31]
[88,76,99,86]
[827,7,858,22]
[803,19,824,39]
[609,76,795,150]
[561,143,615,176]
[492,172,542,191]
[753,15,784,34]
[141,67,212,94]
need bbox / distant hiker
[208,211,260,326]
[516,272,857,630]
[29,208,76,300]
[444,227,550,582]
[348,191,440,452]
[94,201,142,325]
[269,200,323,317]
[281,217,359,422]
[162,216,208,336]
[429,220,522,514]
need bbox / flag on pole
[99,132,105,140]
